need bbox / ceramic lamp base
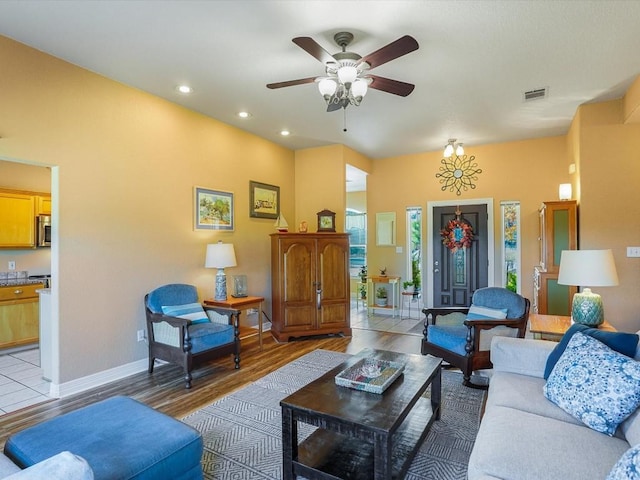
[215,269,227,301]
[571,288,604,326]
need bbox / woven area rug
[182,349,486,480]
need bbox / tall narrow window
[346,209,366,274]
[406,207,422,297]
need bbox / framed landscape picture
[249,181,279,219]
[194,186,234,231]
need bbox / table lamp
[557,249,619,326]
[205,241,237,301]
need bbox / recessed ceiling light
[280,130,291,136]
[238,111,251,118]
[176,85,193,94]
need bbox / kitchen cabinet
[270,233,351,342]
[0,190,36,248]
[533,200,577,314]
[36,195,51,215]
[0,283,43,349]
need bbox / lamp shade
[205,242,237,269]
[557,249,619,287]
[558,249,618,326]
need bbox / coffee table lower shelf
[292,396,437,480]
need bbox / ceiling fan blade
[360,35,419,69]
[368,75,415,97]
[266,77,317,89]
[292,37,336,65]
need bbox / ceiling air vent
[523,87,548,102]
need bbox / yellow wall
[575,99,640,332]
[366,136,570,295]
[295,144,347,232]
[0,35,295,384]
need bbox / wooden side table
[204,296,265,350]
[529,313,616,341]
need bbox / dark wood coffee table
[281,348,442,480]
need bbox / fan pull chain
[343,108,348,132]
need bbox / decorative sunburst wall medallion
[436,155,482,196]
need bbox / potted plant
[359,283,367,300]
[375,287,388,307]
[359,265,367,283]
[402,281,414,292]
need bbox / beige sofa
[468,336,640,480]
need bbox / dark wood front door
[432,204,488,308]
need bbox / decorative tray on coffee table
[335,357,405,394]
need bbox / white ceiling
[1,1,640,170]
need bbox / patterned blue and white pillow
[544,332,640,435]
[161,302,209,325]
[607,444,640,480]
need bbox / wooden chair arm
[463,317,526,330]
[202,305,241,327]
[422,308,469,325]
[146,310,190,328]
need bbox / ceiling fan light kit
[267,31,419,114]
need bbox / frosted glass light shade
[443,143,454,157]
[559,183,572,200]
[455,143,464,156]
[337,65,358,84]
[318,78,337,96]
[351,79,368,98]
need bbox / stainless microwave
[37,215,51,247]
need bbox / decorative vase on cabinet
[270,233,351,342]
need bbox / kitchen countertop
[0,279,46,287]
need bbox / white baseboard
[49,358,149,398]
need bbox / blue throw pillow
[161,302,209,325]
[543,323,639,379]
[543,332,640,436]
[607,443,640,480]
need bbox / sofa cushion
[544,332,640,436]
[161,302,209,325]
[468,405,629,480]
[544,323,639,379]
[487,372,584,427]
[427,324,468,356]
[189,322,234,354]
[606,443,640,480]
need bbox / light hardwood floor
[0,325,423,447]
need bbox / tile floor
[0,348,51,415]
[0,301,425,416]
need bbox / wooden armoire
[533,200,578,315]
[270,233,351,342]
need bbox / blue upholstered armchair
[144,284,240,389]
[421,287,530,388]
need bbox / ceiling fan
[267,32,419,112]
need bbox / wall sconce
[559,183,572,200]
[205,241,237,301]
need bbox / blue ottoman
[4,396,203,480]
